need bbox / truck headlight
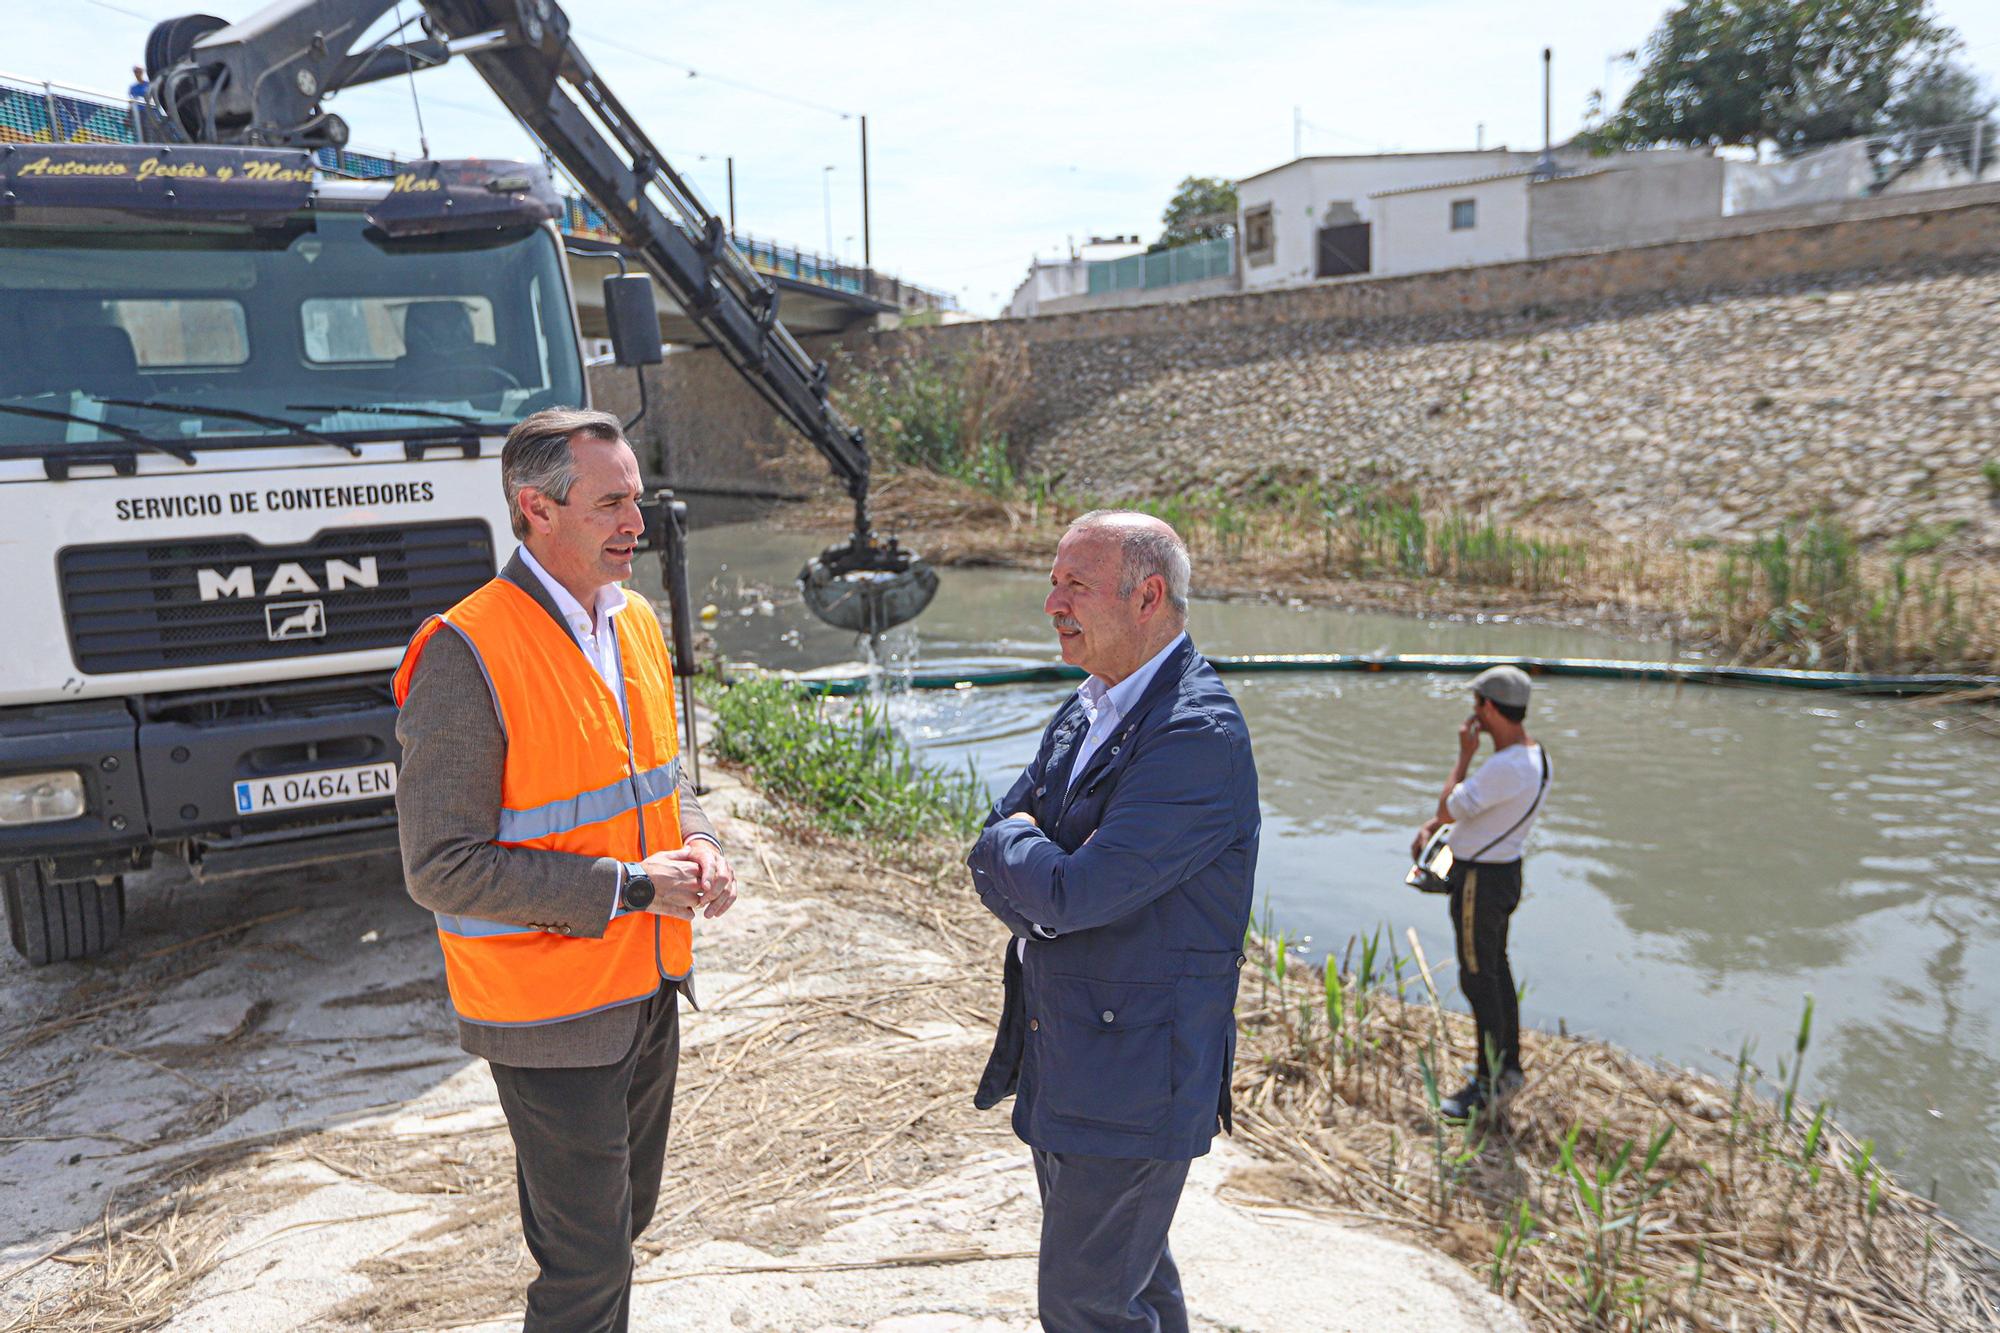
[0,771,87,825]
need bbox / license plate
[233,762,398,815]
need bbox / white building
[1253,145,1739,282]
[1004,237,1144,318]
[1236,150,1545,289]
[1370,169,1539,276]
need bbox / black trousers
[488,987,680,1333]
[1449,858,1523,1080]
[1032,1148,1191,1333]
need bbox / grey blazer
[394,550,716,1068]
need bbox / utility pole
[1533,47,1560,177]
[1543,47,1552,156]
[860,114,871,274]
[821,164,835,259]
[726,156,735,233]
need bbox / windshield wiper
[286,402,490,428]
[96,398,362,456]
[0,403,197,465]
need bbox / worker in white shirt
[1411,665,1550,1120]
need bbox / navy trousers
[1032,1148,1192,1333]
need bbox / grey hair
[501,407,623,539]
[1066,509,1191,616]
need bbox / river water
[685,517,2000,1240]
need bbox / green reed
[699,673,986,841]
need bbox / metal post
[1974,121,1985,181]
[1543,48,1552,158]
[43,83,63,143]
[1293,105,1301,159]
[860,114,871,276]
[821,165,834,261]
[726,156,735,233]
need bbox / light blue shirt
[1020,631,1188,951]
[1066,631,1189,792]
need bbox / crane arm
[147,0,933,630]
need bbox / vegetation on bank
[814,459,1995,675]
[825,335,1994,674]
[699,672,986,842]
[1235,929,1997,1331]
[695,676,1999,1329]
[833,338,1026,497]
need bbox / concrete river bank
[689,517,2000,1244]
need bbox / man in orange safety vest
[394,407,736,1332]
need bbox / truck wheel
[2,863,125,966]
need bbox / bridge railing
[1,68,958,314]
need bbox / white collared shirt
[515,547,715,913]
[1065,631,1188,792]
[517,544,628,720]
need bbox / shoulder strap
[1465,746,1550,863]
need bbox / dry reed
[1227,929,2000,1331]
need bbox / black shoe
[1438,1078,1486,1120]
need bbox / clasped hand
[634,842,738,920]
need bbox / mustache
[1051,615,1081,632]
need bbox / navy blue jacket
[968,638,1260,1160]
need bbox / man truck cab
[0,146,578,962]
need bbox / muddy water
[685,517,2000,1240]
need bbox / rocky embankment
[1026,259,2000,555]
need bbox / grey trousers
[488,987,680,1333]
[1032,1148,1192,1333]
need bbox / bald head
[1044,510,1191,686]
[1064,510,1191,618]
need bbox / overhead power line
[82,0,157,21]
[572,27,855,120]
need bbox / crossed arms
[967,710,1245,937]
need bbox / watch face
[624,873,655,911]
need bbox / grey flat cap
[1470,665,1533,709]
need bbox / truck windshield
[0,212,585,451]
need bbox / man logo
[196,558,379,602]
[266,600,326,642]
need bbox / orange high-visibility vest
[392,576,688,1027]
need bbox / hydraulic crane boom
[142,0,936,634]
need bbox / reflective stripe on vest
[393,576,689,1027]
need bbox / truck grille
[58,521,495,675]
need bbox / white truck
[0,0,935,964]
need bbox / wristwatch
[619,863,655,913]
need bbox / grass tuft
[699,673,986,841]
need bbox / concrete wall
[1237,151,1532,289]
[1530,157,1727,256]
[1039,270,1239,314]
[608,192,2000,524]
[1373,174,1531,276]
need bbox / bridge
[1,69,954,343]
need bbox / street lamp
[821,165,836,259]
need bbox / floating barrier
[791,653,2000,699]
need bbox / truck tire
[3,863,125,966]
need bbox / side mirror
[603,273,664,367]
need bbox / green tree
[1153,176,1238,252]
[1586,0,1974,155]
[1885,54,1997,164]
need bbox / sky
[9,0,2000,315]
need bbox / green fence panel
[1087,237,1233,295]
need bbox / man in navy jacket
[968,511,1260,1333]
